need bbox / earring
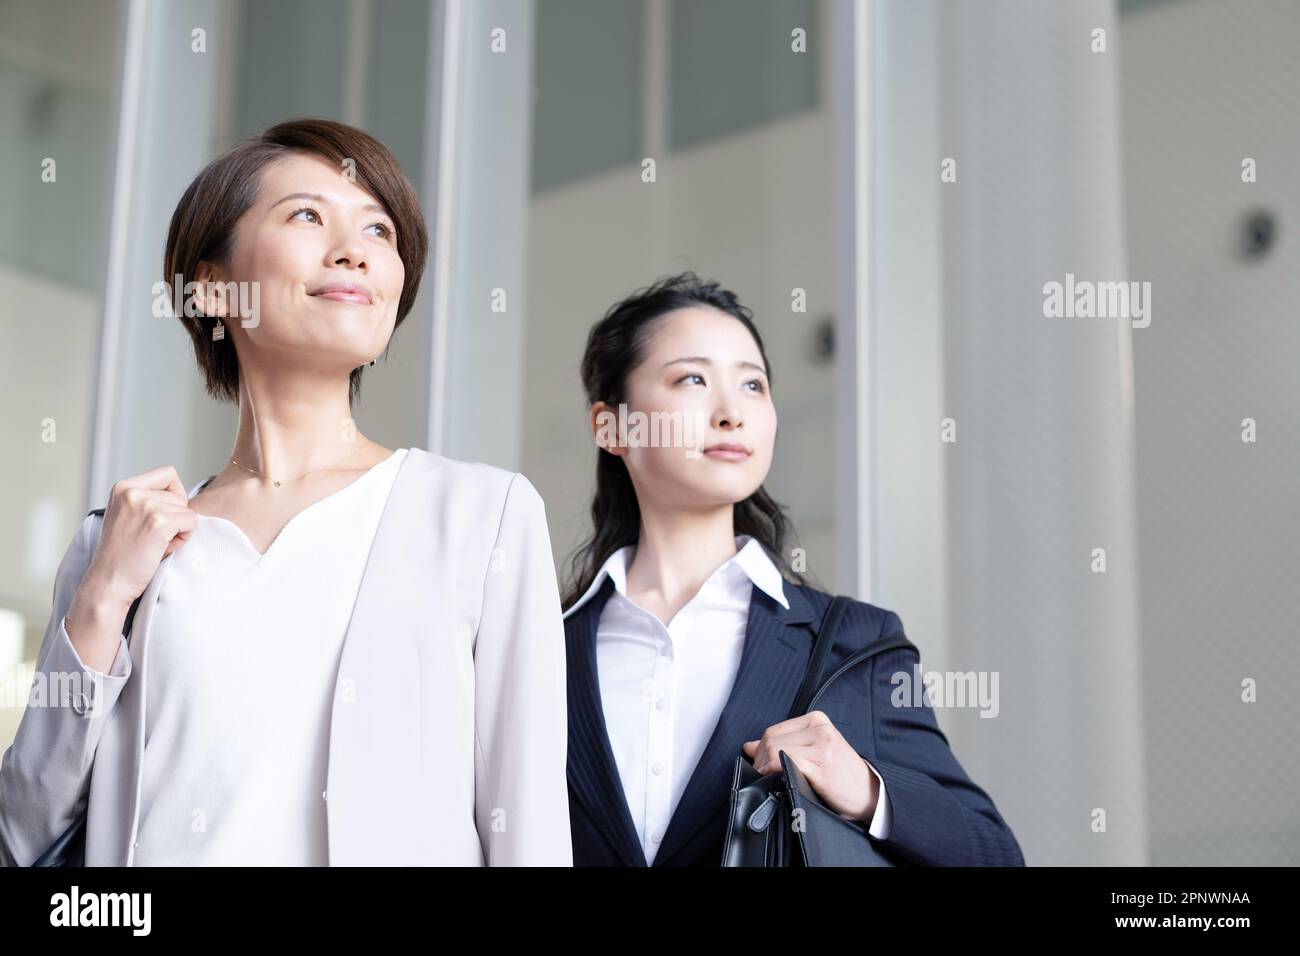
[212,318,225,341]
[369,359,376,367]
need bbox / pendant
[274,480,281,487]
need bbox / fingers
[743,710,835,754]
[111,465,188,503]
[160,509,199,556]
[110,487,192,521]
[163,529,192,557]
[749,734,831,774]
[749,711,834,741]
[111,485,197,546]
[748,742,823,780]
[745,711,843,774]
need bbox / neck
[228,366,368,480]
[625,503,738,610]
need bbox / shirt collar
[562,534,789,620]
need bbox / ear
[589,401,625,458]
[191,260,230,318]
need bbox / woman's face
[598,305,777,515]
[203,150,405,381]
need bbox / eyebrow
[661,355,768,375]
[270,192,389,216]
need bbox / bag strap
[788,595,851,718]
[789,594,922,718]
[87,508,144,642]
[805,634,918,715]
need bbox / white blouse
[564,534,890,864]
[132,448,407,865]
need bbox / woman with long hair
[0,118,570,867]
[562,272,1023,866]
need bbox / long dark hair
[561,271,809,610]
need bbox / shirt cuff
[863,757,892,839]
[60,615,132,679]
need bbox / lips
[702,443,751,462]
[309,282,373,305]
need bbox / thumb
[163,530,192,556]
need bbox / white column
[433,0,536,469]
[94,0,231,504]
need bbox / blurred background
[0,0,1296,865]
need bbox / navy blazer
[565,577,1025,866]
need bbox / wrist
[67,577,133,636]
[82,560,138,610]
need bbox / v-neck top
[131,448,407,865]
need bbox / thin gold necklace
[228,439,371,488]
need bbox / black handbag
[30,510,142,868]
[721,595,919,867]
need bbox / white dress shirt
[564,534,890,864]
[132,448,407,865]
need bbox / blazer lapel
[565,577,649,867]
[651,583,817,867]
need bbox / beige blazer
[0,448,573,866]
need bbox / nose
[712,398,743,431]
[327,231,368,271]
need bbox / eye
[744,378,768,394]
[365,221,395,240]
[289,206,322,224]
[676,372,705,386]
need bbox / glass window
[0,0,125,676]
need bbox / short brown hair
[163,117,428,405]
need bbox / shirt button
[655,698,667,711]
[651,830,663,843]
[322,790,328,801]
[651,762,664,775]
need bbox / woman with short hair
[0,118,571,867]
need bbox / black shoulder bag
[721,595,918,867]
[29,508,142,868]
